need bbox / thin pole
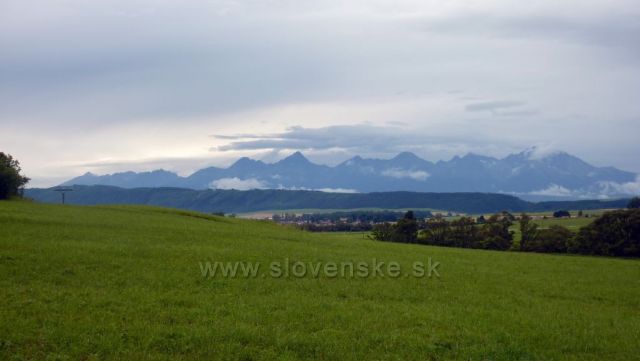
[54,188,72,205]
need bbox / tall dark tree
[501,211,516,222]
[0,152,30,200]
[395,211,418,243]
[519,213,539,251]
[449,217,481,248]
[422,216,450,246]
[480,214,514,250]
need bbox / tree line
[372,199,640,258]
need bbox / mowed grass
[1,201,639,360]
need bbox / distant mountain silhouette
[62,147,638,200]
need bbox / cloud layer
[209,177,267,191]
[1,0,639,186]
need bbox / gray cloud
[215,125,413,153]
[3,2,637,126]
[421,12,640,58]
[497,110,539,117]
[465,100,525,112]
[214,124,523,162]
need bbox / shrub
[523,225,572,253]
[370,222,397,242]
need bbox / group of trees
[0,152,29,200]
[372,204,640,258]
[372,211,514,250]
[418,214,514,250]
[569,208,640,257]
[519,214,574,253]
[370,211,420,243]
[301,222,374,232]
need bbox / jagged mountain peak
[462,152,494,160]
[392,151,421,161]
[148,169,174,174]
[337,155,369,168]
[277,151,311,165]
[388,152,433,169]
[231,157,264,167]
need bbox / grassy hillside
[1,201,639,360]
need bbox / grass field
[509,216,596,243]
[1,200,639,360]
[527,217,594,229]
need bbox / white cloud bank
[315,188,358,193]
[528,184,574,197]
[381,168,430,181]
[528,177,640,199]
[209,179,358,193]
[597,176,640,195]
[209,178,267,190]
[522,146,564,161]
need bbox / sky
[1,0,639,187]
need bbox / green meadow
[527,217,594,229]
[1,200,639,360]
[509,216,596,243]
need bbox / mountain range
[62,148,639,200]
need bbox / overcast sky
[1,0,639,186]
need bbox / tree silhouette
[0,152,30,199]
